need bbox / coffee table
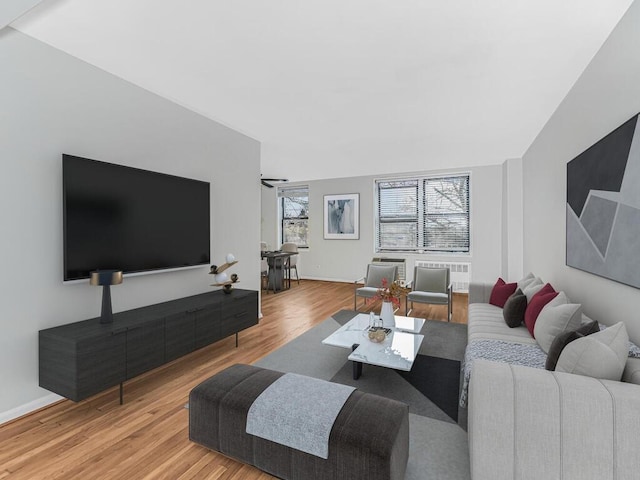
[322,313,425,379]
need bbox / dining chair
[405,266,452,321]
[280,242,299,284]
[354,264,398,310]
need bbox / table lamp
[90,270,123,324]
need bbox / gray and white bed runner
[246,373,355,459]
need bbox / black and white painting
[324,193,359,239]
[566,113,640,289]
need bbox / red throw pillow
[489,278,518,308]
[524,283,558,336]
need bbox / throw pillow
[556,322,629,381]
[489,278,517,308]
[517,272,536,290]
[522,278,544,302]
[534,300,582,353]
[545,320,600,370]
[523,283,557,336]
[503,288,527,328]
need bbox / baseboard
[300,276,355,284]
[0,392,64,426]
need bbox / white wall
[501,158,524,280]
[0,29,261,421]
[0,0,44,29]
[262,165,504,285]
[521,2,640,344]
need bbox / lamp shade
[90,270,123,286]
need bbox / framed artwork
[566,112,640,289]
[324,193,359,240]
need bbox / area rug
[253,309,471,480]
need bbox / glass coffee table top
[322,313,425,373]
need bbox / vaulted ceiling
[11,0,634,181]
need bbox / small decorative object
[380,301,395,328]
[89,270,123,324]
[210,254,239,293]
[215,272,229,284]
[373,278,406,328]
[368,327,386,343]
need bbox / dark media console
[39,289,258,403]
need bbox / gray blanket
[246,373,355,459]
[460,339,547,408]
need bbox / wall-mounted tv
[63,154,210,281]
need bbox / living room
[2,1,640,478]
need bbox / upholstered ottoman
[189,364,409,480]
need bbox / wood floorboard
[0,280,468,479]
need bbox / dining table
[260,251,295,292]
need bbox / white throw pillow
[556,322,629,381]
[517,272,536,290]
[534,294,582,353]
[522,278,543,302]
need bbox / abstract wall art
[324,193,359,239]
[566,113,640,288]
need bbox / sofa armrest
[469,360,640,480]
[468,282,493,304]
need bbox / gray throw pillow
[545,320,599,371]
[502,288,527,328]
[556,322,629,381]
[534,293,582,354]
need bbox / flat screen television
[63,154,210,281]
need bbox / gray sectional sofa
[465,280,640,479]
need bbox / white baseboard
[300,276,355,284]
[0,393,64,426]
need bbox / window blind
[375,175,470,253]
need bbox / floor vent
[371,257,406,283]
[414,261,471,293]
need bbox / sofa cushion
[545,320,599,371]
[534,293,582,353]
[524,284,558,336]
[502,288,527,328]
[489,278,517,308]
[467,303,537,345]
[556,322,629,381]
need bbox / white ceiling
[11,0,634,182]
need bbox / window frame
[375,173,470,254]
[278,185,309,248]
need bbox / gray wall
[262,165,504,285]
[522,1,640,344]
[0,29,261,421]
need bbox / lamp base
[100,284,114,324]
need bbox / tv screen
[63,154,210,281]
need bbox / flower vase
[380,301,395,328]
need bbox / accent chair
[406,266,452,321]
[354,264,398,310]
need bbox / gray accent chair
[354,264,398,310]
[405,266,452,321]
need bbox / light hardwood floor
[0,280,468,480]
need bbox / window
[375,174,470,253]
[278,185,309,247]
